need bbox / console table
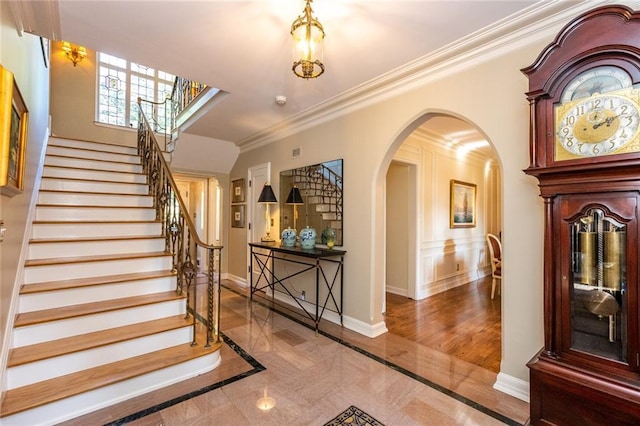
[249,242,346,331]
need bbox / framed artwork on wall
[450,180,476,228]
[0,65,28,197]
[231,204,245,228]
[231,178,245,203]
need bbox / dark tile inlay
[104,286,523,425]
[237,287,523,426]
[104,332,265,426]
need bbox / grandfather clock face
[554,66,640,161]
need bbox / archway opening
[381,112,503,372]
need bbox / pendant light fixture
[290,0,325,79]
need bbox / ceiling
[15,0,593,154]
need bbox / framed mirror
[280,159,343,246]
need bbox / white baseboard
[417,269,490,299]
[342,315,388,338]
[494,372,530,403]
[223,273,247,288]
[385,285,408,297]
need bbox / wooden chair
[486,233,502,299]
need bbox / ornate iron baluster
[136,98,222,348]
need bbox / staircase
[0,137,221,425]
[292,164,343,239]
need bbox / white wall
[228,26,561,388]
[49,42,137,146]
[0,2,51,387]
[393,132,497,299]
[385,162,410,297]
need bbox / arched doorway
[381,112,502,372]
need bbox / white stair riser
[37,191,153,207]
[40,178,148,195]
[46,146,140,164]
[28,238,165,260]
[45,155,142,174]
[24,256,172,283]
[7,327,191,389]
[43,167,147,184]
[49,138,137,155]
[0,352,220,426]
[31,222,162,239]
[35,206,156,221]
[13,300,185,347]
[20,276,175,312]
[315,204,336,212]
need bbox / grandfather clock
[522,6,640,425]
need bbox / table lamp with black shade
[285,186,304,234]
[258,182,278,242]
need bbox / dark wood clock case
[522,5,640,425]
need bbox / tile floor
[62,284,529,425]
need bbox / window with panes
[97,52,174,131]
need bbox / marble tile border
[243,288,523,426]
[104,288,522,425]
[104,332,266,426]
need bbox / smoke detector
[275,95,287,106]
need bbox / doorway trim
[384,160,419,307]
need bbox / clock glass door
[570,207,627,362]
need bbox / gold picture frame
[450,180,476,228]
[0,65,28,196]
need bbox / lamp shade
[286,186,304,205]
[258,183,278,203]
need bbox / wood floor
[384,275,502,372]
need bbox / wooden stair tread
[49,136,137,150]
[44,163,144,175]
[39,189,149,196]
[0,332,221,418]
[29,235,163,244]
[8,315,192,367]
[41,176,147,185]
[36,203,153,209]
[45,153,140,167]
[25,250,170,267]
[32,219,159,225]
[20,270,175,294]
[48,141,137,153]
[14,291,185,327]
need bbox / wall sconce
[62,41,87,67]
[258,182,278,242]
[286,186,304,233]
[290,0,325,79]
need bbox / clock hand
[593,115,619,129]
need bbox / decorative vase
[281,227,297,247]
[322,226,336,249]
[299,226,317,249]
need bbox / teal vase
[281,227,297,247]
[299,226,317,249]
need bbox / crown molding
[237,0,616,153]
[7,0,62,40]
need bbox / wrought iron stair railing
[292,163,343,223]
[137,98,221,348]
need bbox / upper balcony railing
[138,76,207,153]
